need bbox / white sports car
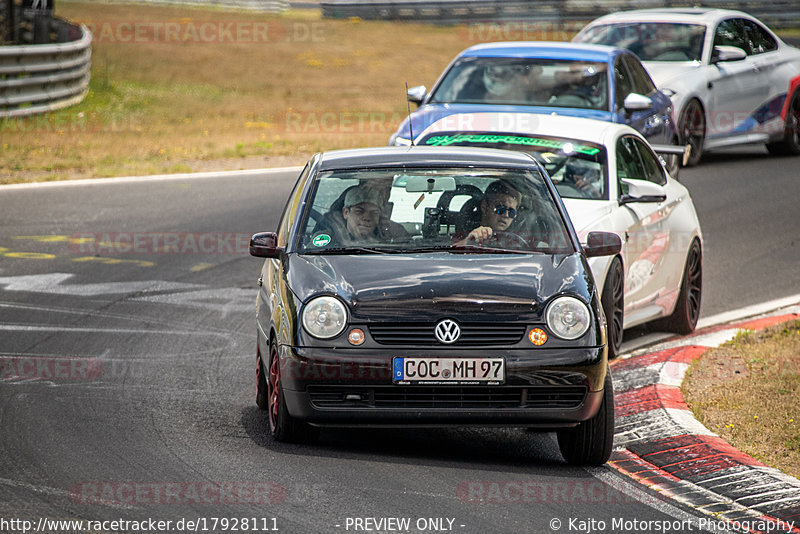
[415,113,703,357]
[574,8,800,165]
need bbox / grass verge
[682,320,800,479]
[1,3,483,183]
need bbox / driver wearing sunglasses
[454,180,522,246]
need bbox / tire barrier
[0,17,91,118]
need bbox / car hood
[642,62,699,92]
[393,103,613,142]
[561,199,615,237]
[286,252,592,322]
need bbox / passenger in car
[319,184,408,245]
[563,159,604,199]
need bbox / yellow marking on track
[4,252,56,259]
[190,263,215,272]
[72,257,154,267]
[11,235,69,242]
[11,235,95,245]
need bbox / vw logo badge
[435,319,461,344]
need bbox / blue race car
[390,42,681,175]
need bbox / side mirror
[584,232,622,258]
[407,85,427,106]
[619,179,667,205]
[711,45,747,64]
[623,93,653,113]
[249,232,281,258]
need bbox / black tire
[557,370,615,466]
[766,91,800,156]
[663,239,702,335]
[679,99,705,167]
[256,347,268,410]
[663,138,681,180]
[266,338,318,443]
[601,258,624,359]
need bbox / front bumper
[279,345,607,428]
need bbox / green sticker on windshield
[312,234,331,247]
[424,133,600,156]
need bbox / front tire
[663,239,702,335]
[557,370,614,466]
[256,346,268,410]
[601,258,624,359]
[266,338,318,443]
[766,91,800,156]
[679,99,705,166]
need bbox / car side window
[277,163,311,248]
[631,137,667,186]
[614,57,633,110]
[743,20,777,55]
[615,136,642,191]
[713,18,750,54]
[622,55,657,97]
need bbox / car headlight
[546,296,591,340]
[302,296,347,339]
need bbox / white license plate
[392,357,505,385]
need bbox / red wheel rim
[268,344,279,432]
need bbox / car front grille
[307,385,587,410]
[368,323,527,346]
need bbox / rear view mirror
[623,93,653,112]
[619,179,667,205]
[711,45,747,64]
[404,175,457,193]
[584,232,622,258]
[407,85,427,106]
[249,232,281,258]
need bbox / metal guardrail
[320,1,800,29]
[0,19,92,118]
[58,0,290,12]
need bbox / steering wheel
[551,91,595,108]
[487,230,531,250]
[555,182,586,199]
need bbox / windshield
[296,167,574,255]
[429,57,609,111]
[576,23,706,62]
[421,134,608,201]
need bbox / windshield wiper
[411,245,530,255]
[305,246,400,255]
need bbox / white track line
[0,166,303,190]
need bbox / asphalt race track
[1,145,798,534]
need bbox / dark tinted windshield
[421,134,608,201]
[430,57,609,111]
[297,167,574,255]
[577,23,706,62]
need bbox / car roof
[585,7,752,26]
[459,41,619,62]
[418,113,640,145]
[316,146,539,171]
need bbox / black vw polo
[250,146,621,465]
